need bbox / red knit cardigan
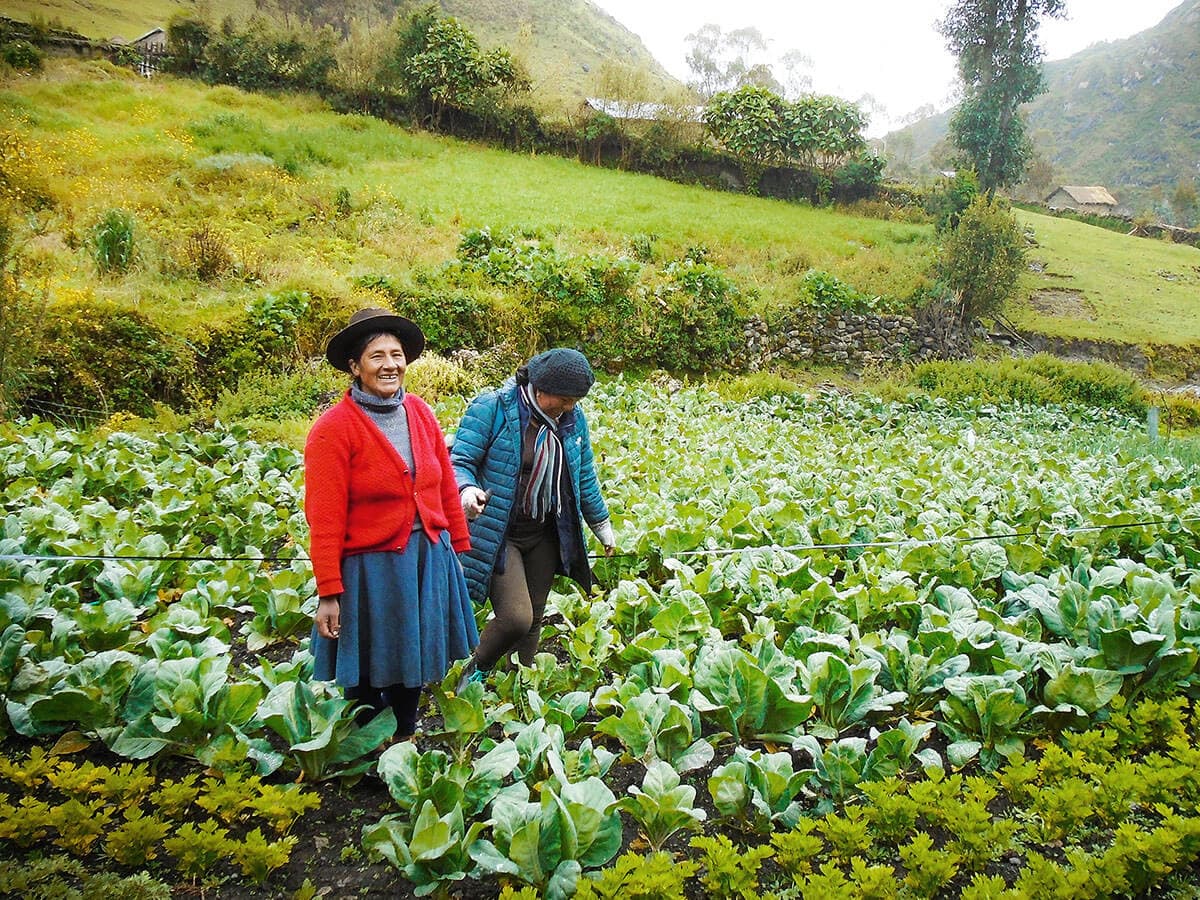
[304,391,471,598]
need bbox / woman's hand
[316,595,342,639]
[592,519,617,557]
[461,486,489,521]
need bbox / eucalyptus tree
[938,0,1065,197]
[684,24,784,98]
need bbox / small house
[581,97,705,125]
[131,27,167,52]
[1045,185,1118,215]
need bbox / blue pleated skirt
[311,530,478,689]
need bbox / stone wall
[738,308,973,371]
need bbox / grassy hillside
[0,58,934,330]
[2,55,1198,416]
[0,0,259,42]
[884,0,1200,217]
[1013,208,1200,345]
[0,0,682,107]
[1025,0,1200,215]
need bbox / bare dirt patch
[1029,288,1096,319]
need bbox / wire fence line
[670,516,1200,559]
[1,515,1197,567]
[21,397,111,418]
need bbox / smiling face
[533,390,579,420]
[349,333,407,398]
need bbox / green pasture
[0,0,259,42]
[3,58,1198,353]
[2,59,933,326]
[1012,208,1200,345]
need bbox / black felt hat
[325,308,425,372]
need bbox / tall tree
[938,0,1064,197]
[778,49,813,101]
[703,86,871,199]
[395,11,526,128]
[685,25,782,97]
[1170,179,1198,228]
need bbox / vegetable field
[4,383,1200,898]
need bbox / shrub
[1,39,43,72]
[842,198,932,225]
[456,225,499,261]
[183,224,232,281]
[937,196,1025,324]
[212,365,344,422]
[166,14,210,74]
[203,16,336,94]
[398,11,528,128]
[23,299,198,419]
[635,257,745,372]
[831,152,884,203]
[911,355,1147,416]
[89,210,136,276]
[1032,356,1146,413]
[334,186,352,218]
[927,171,979,233]
[454,343,526,390]
[353,274,489,352]
[715,372,803,402]
[246,290,311,354]
[0,213,48,418]
[436,229,759,373]
[199,290,313,394]
[0,131,54,210]
[628,233,657,263]
[801,269,865,311]
[446,229,639,363]
[403,353,482,404]
[531,252,639,357]
[111,43,144,70]
[578,112,619,165]
[1158,393,1200,434]
[293,292,358,361]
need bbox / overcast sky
[590,0,1183,135]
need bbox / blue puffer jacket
[451,380,609,605]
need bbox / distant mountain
[437,0,681,104]
[0,0,682,109]
[882,0,1200,215]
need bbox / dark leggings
[473,532,559,669]
[344,683,423,737]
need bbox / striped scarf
[519,383,564,521]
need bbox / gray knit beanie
[525,348,595,398]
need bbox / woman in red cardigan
[306,308,476,738]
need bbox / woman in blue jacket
[451,348,615,687]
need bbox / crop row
[2,384,1199,895]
